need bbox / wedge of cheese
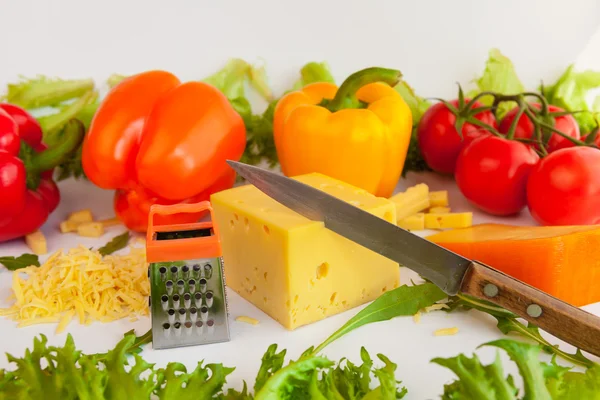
[427,223,600,306]
[211,173,400,330]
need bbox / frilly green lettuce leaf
[468,48,525,119]
[542,64,600,134]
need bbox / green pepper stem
[30,119,85,173]
[327,67,402,112]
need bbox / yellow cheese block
[210,173,400,330]
[424,212,473,229]
[429,191,449,207]
[389,183,430,221]
[429,206,450,214]
[397,213,425,231]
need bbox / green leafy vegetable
[107,73,128,89]
[445,293,596,369]
[0,333,406,399]
[0,253,40,271]
[0,76,95,109]
[542,64,600,134]
[433,338,600,400]
[97,231,131,256]
[291,61,335,90]
[90,329,152,362]
[38,90,98,146]
[204,59,335,170]
[394,80,432,176]
[468,48,526,119]
[394,80,431,125]
[313,283,446,354]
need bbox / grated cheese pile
[0,244,149,333]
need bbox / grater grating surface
[146,201,231,350]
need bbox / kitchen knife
[227,160,600,358]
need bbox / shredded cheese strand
[0,245,149,333]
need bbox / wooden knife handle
[461,261,600,357]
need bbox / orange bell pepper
[273,67,412,198]
[82,70,246,232]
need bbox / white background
[1,1,600,398]
[1,0,599,97]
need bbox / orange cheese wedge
[426,223,600,307]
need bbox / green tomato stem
[327,67,402,112]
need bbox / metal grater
[146,201,231,350]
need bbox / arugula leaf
[468,48,525,119]
[542,64,600,134]
[0,253,40,271]
[97,231,131,256]
[445,293,596,368]
[313,283,446,354]
[495,317,595,369]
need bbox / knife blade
[228,161,471,295]
[227,160,600,358]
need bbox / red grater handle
[146,201,222,263]
[147,201,213,230]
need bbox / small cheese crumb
[413,311,421,324]
[68,209,94,224]
[25,230,47,255]
[434,327,459,336]
[429,191,449,207]
[424,303,450,312]
[236,316,260,325]
[0,245,149,333]
[60,220,78,233]
[77,222,105,238]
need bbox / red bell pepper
[0,104,84,242]
[81,70,246,232]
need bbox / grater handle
[146,201,223,263]
[146,201,215,241]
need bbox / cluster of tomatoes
[417,96,600,226]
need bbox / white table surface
[0,171,598,399]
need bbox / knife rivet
[527,304,543,318]
[483,283,499,298]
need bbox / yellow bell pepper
[273,67,413,198]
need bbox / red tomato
[527,147,600,225]
[455,135,540,216]
[499,103,580,153]
[417,99,496,174]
